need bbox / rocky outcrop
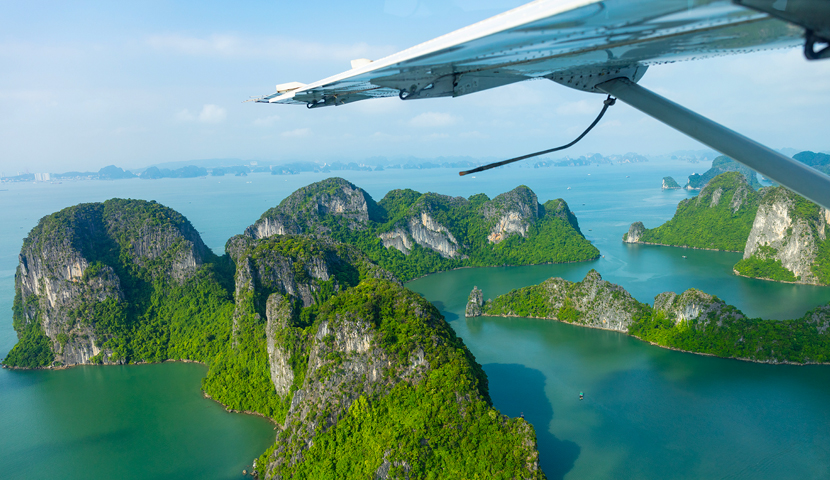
[245,177,381,238]
[9,199,211,367]
[258,279,543,479]
[240,180,596,281]
[625,172,761,252]
[623,222,645,243]
[478,270,645,332]
[265,293,295,396]
[408,211,464,259]
[465,286,484,317]
[662,177,681,189]
[653,290,744,327]
[739,187,830,285]
[481,186,541,244]
[378,228,413,255]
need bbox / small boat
[567,187,571,190]
[682,255,687,259]
[579,392,584,400]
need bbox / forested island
[626,171,830,286]
[246,177,598,281]
[467,270,830,364]
[2,177,604,478]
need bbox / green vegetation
[254,180,598,281]
[734,245,797,282]
[662,176,681,189]
[480,273,830,364]
[793,150,830,176]
[629,305,830,364]
[4,199,236,369]
[5,195,551,476]
[264,279,542,479]
[637,172,760,251]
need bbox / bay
[1,161,829,479]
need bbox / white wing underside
[260,0,801,106]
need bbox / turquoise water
[2,162,830,479]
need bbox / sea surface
[1,161,829,479]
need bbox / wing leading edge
[258,0,801,107]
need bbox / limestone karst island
[4,177,605,479]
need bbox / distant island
[1,149,732,184]
[625,170,830,286]
[467,270,830,364]
[661,176,681,189]
[684,155,763,190]
[3,194,550,478]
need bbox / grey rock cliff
[653,290,744,327]
[465,286,484,317]
[623,222,645,243]
[742,187,830,284]
[13,200,208,366]
[245,177,380,239]
[480,186,541,244]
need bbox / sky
[2,0,830,174]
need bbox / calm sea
[1,161,829,479]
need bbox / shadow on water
[429,300,460,322]
[484,363,580,480]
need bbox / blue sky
[2,0,829,173]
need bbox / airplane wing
[258,0,802,107]
[256,0,830,210]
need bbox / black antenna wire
[459,95,616,176]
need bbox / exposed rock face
[378,228,413,255]
[623,222,645,243]
[12,200,210,366]
[662,177,681,189]
[259,279,543,479]
[226,234,399,342]
[625,172,760,252]
[481,186,540,244]
[240,180,596,280]
[465,287,484,317]
[741,187,829,284]
[479,270,645,332]
[265,293,294,396]
[245,177,381,239]
[653,290,744,327]
[407,211,464,258]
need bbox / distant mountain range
[4,149,828,183]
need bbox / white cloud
[409,111,459,128]
[146,34,395,62]
[253,115,280,127]
[199,104,226,123]
[281,128,311,138]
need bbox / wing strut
[597,78,830,211]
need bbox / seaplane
[254,0,830,209]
